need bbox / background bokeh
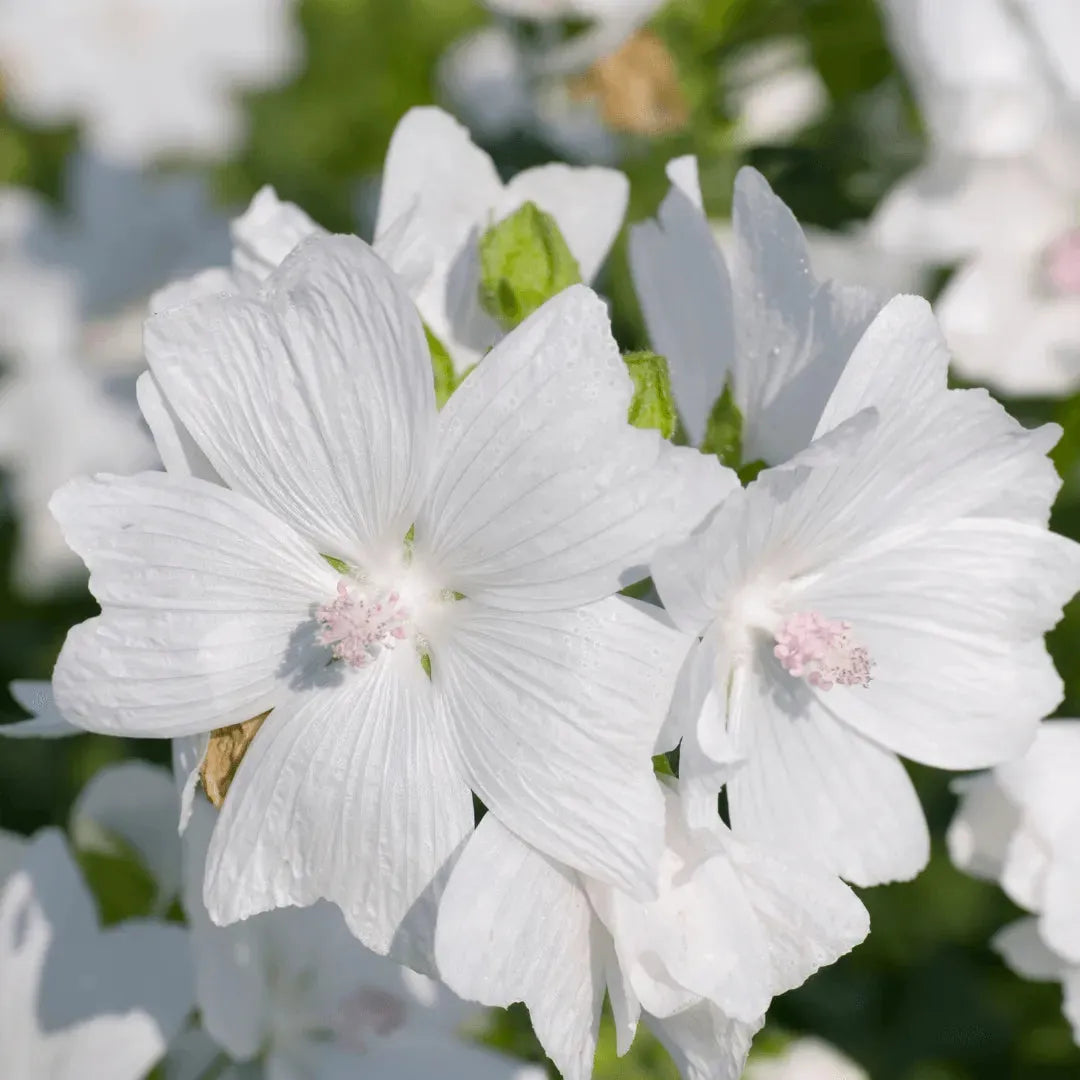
[1,1,1079,1076]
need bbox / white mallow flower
[870,0,1080,396]
[0,829,193,1080]
[651,293,1080,887]
[743,1037,867,1079]
[630,157,886,459]
[435,782,868,1080]
[52,234,728,962]
[168,798,547,1080]
[373,106,629,374]
[0,0,301,166]
[948,720,1080,1025]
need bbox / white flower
[744,1036,868,1080]
[374,106,629,374]
[52,234,728,962]
[169,796,546,1080]
[871,0,1080,395]
[950,720,1080,969]
[724,39,828,147]
[0,829,193,1080]
[0,0,302,165]
[651,293,1080,886]
[949,720,1080,1043]
[435,781,868,1080]
[1,681,81,738]
[630,158,885,458]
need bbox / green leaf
[624,352,678,440]
[74,838,159,926]
[425,324,458,408]
[700,379,743,468]
[478,202,582,331]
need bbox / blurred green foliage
[2,0,1079,1076]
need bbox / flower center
[1044,229,1080,295]
[316,579,410,668]
[332,986,408,1052]
[773,611,874,691]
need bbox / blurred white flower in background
[0,0,302,165]
[744,1037,868,1079]
[0,153,230,595]
[0,829,193,1080]
[949,720,1080,1042]
[724,38,828,147]
[439,0,676,163]
[167,797,548,1080]
[872,0,1080,396]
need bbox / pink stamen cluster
[316,579,409,668]
[773,610,874,691]
[1045,229,1080,295]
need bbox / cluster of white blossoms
[5,103,1080,1079]
[870,0,1080,396]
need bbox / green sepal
[425,324,458,408]
[624,351,678,440]
[700,379,743,469]
[738,459,767,485]
[478,201,582,330]
[322,554,349,574]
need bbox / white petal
[205,649,473,966]
[172,734,210,834]
[435,597,684,896]
[629,157,733,446]
[51,472,336,737]
[503,163,628,283]
[417,285,731,610]
[1,680,80,738]
[71,761,182,908]
[727,670,930,886]
[799,520,1080,769]
[946,773,1022,883]
[648,1003,762,1080]
[135,371,220,483]
[722,831,870,996]
[360,1037,549,1080]
[730,167,882,465]
[993,918,1065,981]
[0,830,193,1080]
[230,185,325,284]
[435,814,605,1080]
[1041,856,1080,965]
[146,234,437,563]
[374,106,502,263]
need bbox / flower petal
[799,520,1080,769]
[729,166,882,465]
[434,597,685,896]
[993,918,1065,981]
[648,1002,762,1080]
[435,813,604,1080]
[727,664,930,886]
[204,648,473,968]
[417,285,732,610]
[1,680,80,739]
[146,235,436,563]
[51,472,336,737]
[629,156,733,446]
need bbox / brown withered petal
[200,711,271,808]
[570,30,688,137]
